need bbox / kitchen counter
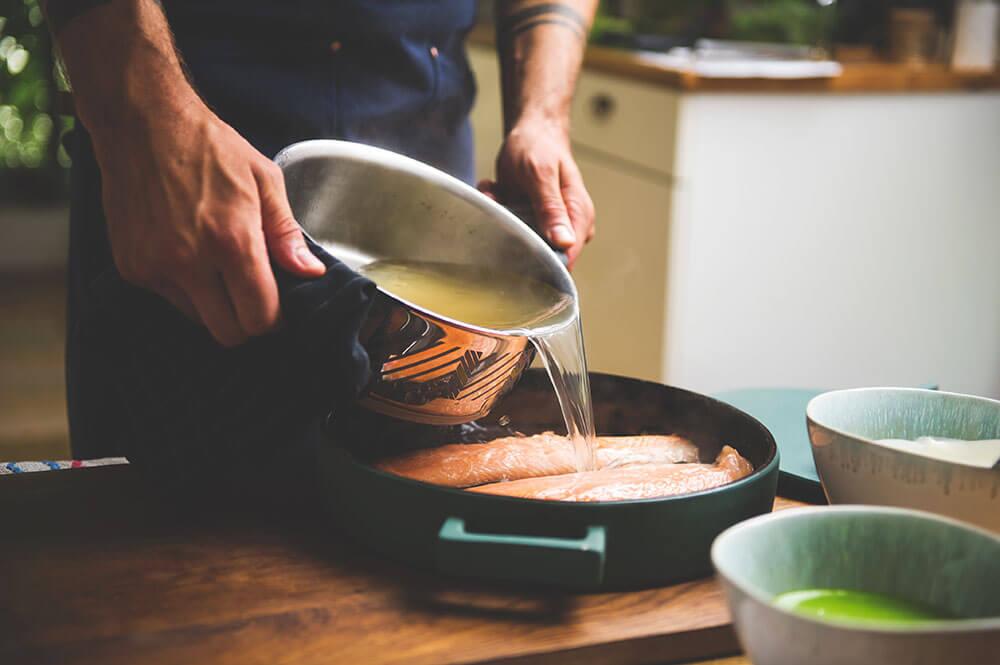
[0,465,806,665]
[469,25,1000,93]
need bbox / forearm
[495,0,598,134]
[42,0,200,138]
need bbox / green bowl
[712,506,1000,665]
[806,388,1000,532]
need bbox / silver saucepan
[275,140,576,425]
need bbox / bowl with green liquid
[712,506,1000,665]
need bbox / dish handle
[436,517,606,588]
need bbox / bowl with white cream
[806,388,1000,532]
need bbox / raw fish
[468,446,753,502]
[374,432,698,488]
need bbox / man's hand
[46,0,324,347]
[488,119,594,268]
[95,102,326,347]
[493,0,599,269]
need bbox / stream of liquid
[357,259,597,471]
[529,320,597,471]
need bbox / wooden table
[1,466,804,665]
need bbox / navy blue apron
[65,1,479,487]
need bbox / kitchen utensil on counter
[313,370,779,591]
[275,140,575,426]
[712,506,1000,665]
[888,8,939,65]
[951,0,999,72]
[807,387,1000,532]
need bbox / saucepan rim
[275,139,579,338]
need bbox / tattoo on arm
[498,3,587,43]
[42,0,113,33]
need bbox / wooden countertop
[0,465,808,665]
[469,25,1000,94]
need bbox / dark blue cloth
[66,0,479,474]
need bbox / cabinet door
[571,155,672,383]
[571,72,679,177]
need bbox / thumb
[256,161,326,277]
[528,167,575,250]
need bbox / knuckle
[159,241,198,269]
[242,322,267,338]
[267,217,301,241]
[239,290,280,337]
[244,313,277,338]
[117,261,145,285]
[114,252,151,285]
[216,335,241,349]
[265,160,284,182]
[193,201,216,226]
[209,224,251,258]
[213,327,246,349]
[537,197,567,218]
[564,196,587,219]
[525,155,556,180]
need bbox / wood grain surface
[0,465,807,665]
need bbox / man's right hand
[92,101,327,347]
[46,0,325,347]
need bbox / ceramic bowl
[806,387,1000,532]
[712,506,1000,665]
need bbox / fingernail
[550,225,576,247]
[296,245,325,271]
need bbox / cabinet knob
[590,93,616,119]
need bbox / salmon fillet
[373,432,699,488]
[467,446,753,502]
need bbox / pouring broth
[357,259,597,470]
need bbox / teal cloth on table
[713,388,826,503]
[714,385,938,503]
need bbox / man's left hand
[481,119,595,269]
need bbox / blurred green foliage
[727,0,836,46]
[594,0,838,47]
[1,0,72,202]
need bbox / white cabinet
[571,155,672,381]
[468,45,678,382]
[570,71,679,177]
[666,93,1000,398]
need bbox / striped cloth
[0,458,128,474]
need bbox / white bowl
[712,506,1000,665]
[806,387,1000,532]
